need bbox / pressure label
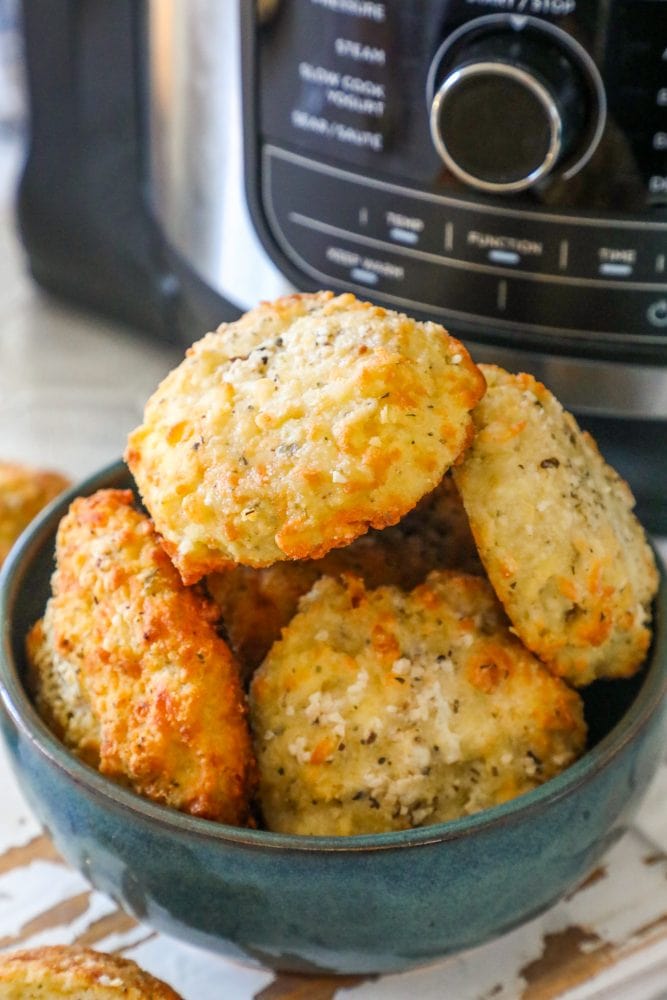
[310,0,386,21]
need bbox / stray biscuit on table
[0,945,181,999]
[126,291,485,583]
[27,489,256,824]
[453,364,659,686]
[0,460,70,567]
[249,570,586,836]
[208,475,483,677]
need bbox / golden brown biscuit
[207,476,482,677]
[0,461,70,566]
[453,365,658,686]
[0,946,181,998]
[126,292,485,583]
[27,489,256,824]
[27,615,100,766]
[249,571,586,836]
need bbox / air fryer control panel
[243,0,667,358]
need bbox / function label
[462,228,554,273]
[466,230,546,269]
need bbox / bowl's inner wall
[7,462,651,761]
[583,671,647,747]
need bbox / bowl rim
[1,458,665,854]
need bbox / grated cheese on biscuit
[126,291,485,583]
[249,571,586,836]
[453,365,659,685]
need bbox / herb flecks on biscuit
[453,365,658,686]
[126,292,485,583]
[249,571,585,836]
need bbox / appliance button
[384,210,425,247]
[598,246,637,279]
[647,300,667,328]
[350,267,379,285]
[649,175,667,197]
[462,226,555,273]
[489,250,520,266]
[427,16,605,194]
[389,228,419,246]
[430,57,567,192]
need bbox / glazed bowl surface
[0,460,665,975]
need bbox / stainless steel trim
[146,0,291,310]
[468,343,667,420]
[430,62,562,193]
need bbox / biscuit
[453,365,659,686]
[0,461,70,566]
[126,292,485,583]
[207,475,482,676]
[27,489,256,824]
[27,615,100,766]
[249,571,585,836]
[0,946,181,998]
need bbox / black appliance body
[17,0,667,528]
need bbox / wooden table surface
[0,136,666,1000]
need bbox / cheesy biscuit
[0,946,181,999]
[27,489,256,824]
[207,475,482,677]
[0,461,69,566]
[249,571,585,836]
[453,365,658,686]
[126,292,485,583]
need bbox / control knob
[429,29,592,193]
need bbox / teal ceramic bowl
[1,460,665,975]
